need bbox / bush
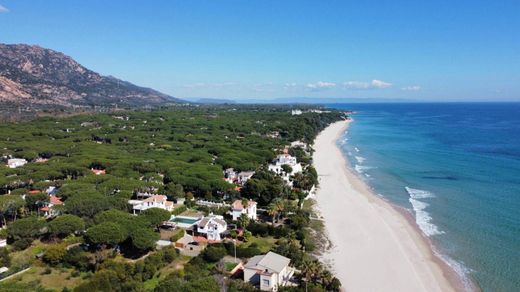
[170,229,185,242]
[172,205,187,216]
[43,244,67,265]
[12,238,33,251]
[202,244,227,262]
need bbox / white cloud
[371,79,392,88]
[344,79,393,89]
[401,85,421,91]
[306,81,336,90]
[0,5,9,13]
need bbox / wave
[405,186,435,199]
[354,164,373,174]
[354,147,360,152]
[405,187,443,237]
[355,156,366,164]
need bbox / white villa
[197,214,227,241]
[7,158,27,168]
[128,195,174,214]
[224,168,238,184]
[237,171,255,185]
[231,199,257,221]
[244,251,295,291]
[224,169,255,186]
[268,154,303,183]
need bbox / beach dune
[313,120,458,292]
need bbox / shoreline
[313,120,465,292]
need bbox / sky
[0,0,519,101]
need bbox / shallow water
[330,103,520,292]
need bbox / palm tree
[301,259,321,292]
[267,202,278,224]
[274,199,285,222]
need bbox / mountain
[0,44,181,109]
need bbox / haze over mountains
[0,44,181,110]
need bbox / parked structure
[243,251,295,291]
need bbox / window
[262,279,270,286]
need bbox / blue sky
[1,0,519,101]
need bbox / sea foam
[354,164,373,174]
[406,187,444,237]
[355,156,366,163]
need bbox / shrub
[170,229,185,242]
[202,244,227,262]
[12,238,33,251]
[43,244,67,265]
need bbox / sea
[329,103,520,292]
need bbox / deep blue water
[329,103,520,292]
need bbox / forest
[0,105,345,291]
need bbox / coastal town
[0,107,345,291]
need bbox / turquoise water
[171,217,199,224]
[330,103,520,292]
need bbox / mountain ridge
[0,43,182,109]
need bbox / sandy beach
[313,120,459,292]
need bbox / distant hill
[0,43,182,110]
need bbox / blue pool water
[329,103,520,292]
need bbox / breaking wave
[355,156,366,164]
[405,187,444,237]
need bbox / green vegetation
[0,105,345,291]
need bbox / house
[224,168,238,183]
[268,154,303,183]
[7,158,27,168]
[237,171,255,185]
[243,251,295,291]
[231,199,257,221]
[46,186,58,196]
[197,214,227,241]
[40,195,64,217]
[90,168,106,175]
[129,195,174,214]
[291,109,302,116]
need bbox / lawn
[241,236,277,253]
[2,266,85,290]
[224,261,238,272]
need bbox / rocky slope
[0,44,180,108]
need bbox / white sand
[313,120,458,292]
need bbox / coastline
[313,120,463,292]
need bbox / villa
[224,168,238,183]
[40,195,64,217]
[197,214,227,241]
[243,251,295,291]
[268,154,303,183]
[237,171,255,185]
[129,195,174,214]
[7,158,27,168]
[231,199,257,221]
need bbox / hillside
[0,44,181,109]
